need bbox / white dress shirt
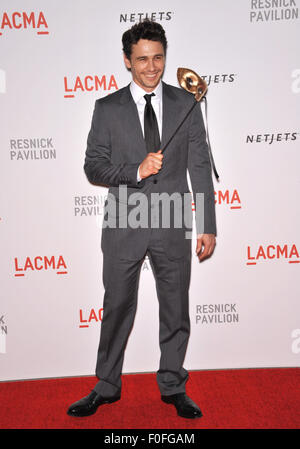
[129,80,163,181]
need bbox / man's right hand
[139,150,163,179]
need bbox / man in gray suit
[68,19,216,419]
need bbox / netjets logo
[120,12,173,23]
[246,243,300,265]
[246,132,298,144]
[14,255,68,277]
[79,307,103,328]
[200,74,236,86]
[215,189,242,210]
[0,11,49,36]
[64,74,118,98]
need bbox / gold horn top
[177,68,207,102]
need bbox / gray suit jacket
[84,81,216,260]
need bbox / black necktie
[144,93,160,153]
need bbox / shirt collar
[130,79,162,105]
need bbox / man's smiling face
[124,39,165,92]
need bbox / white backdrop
[1,0,300,381]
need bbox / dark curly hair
[122,19,168,60]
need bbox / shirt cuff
[137,165,142,182]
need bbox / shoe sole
[67,396,121,417]
[161,396,203,419]
[177,410,203,419]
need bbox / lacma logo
[64,75,118,98]
[79,308,103,328]
[247,243,300,265]
[215,189,241,210]
[14,255,68,277]
[0,11,49,36]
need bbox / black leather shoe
[161,393,203,419]
[67,391,121,417]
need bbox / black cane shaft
[159,97,219,181]
[160,100,198,153]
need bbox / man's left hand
[196,234,216,262]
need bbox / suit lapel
[161,82,191,151]
[119,85,147,157]
[162,82,177,149]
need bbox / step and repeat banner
[1,0,300,381]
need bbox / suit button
[153,179,158,184]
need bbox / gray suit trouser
[93,228,191,397]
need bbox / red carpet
[0,368,299,429]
